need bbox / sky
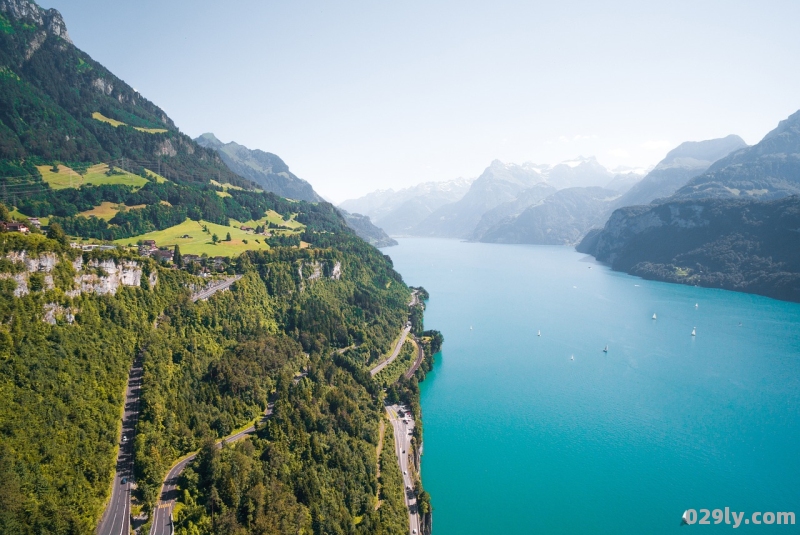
[40,0,800,203]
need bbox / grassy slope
[113,218,274,256]
[79,202,147,220]
[91,112,168,134]
[37,164,149,190]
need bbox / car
[402,449,405,453]
[121,435,127,443]
[403,470,407,475]
[413,529,417,534]
[121,477,127,484]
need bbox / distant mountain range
[579,111,800,302]
[339,177,472,236]
[341,156,640,241]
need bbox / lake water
[386,238,800,534]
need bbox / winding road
[370,325,412,377]
[96,357,142,535]
[149,403,274,535]
[403,337,425,381]
[386,404,421,535]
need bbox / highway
[96,357,142,535]
[386,404,421,535]
[149,403,273,535]
[370,324,412,377]
[190,275,242,302]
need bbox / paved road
[149,403,273,535]
[96,357,143,535]
[403,337,425,380]
[386,404,421,535]
[370,325,412,377]
[190,275,242,302]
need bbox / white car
[403,470,407,475]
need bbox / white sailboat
[695,303,699,309]
[691,327,696,336]
[469,326,473,330]
[652,313,657,320]
[603,345,608,353]
[570,355,574,361]
[537,330,541,337]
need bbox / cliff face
[579,196,800,302]
[1,250,156,299]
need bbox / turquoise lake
[386,238,800,534]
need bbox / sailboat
[469,326,473,330]
[537,330,541,337]
[691,327,696,336]
[603,345,608,353]
[695,303,699,309]
[570,355,574,361]
[652,313,657,320]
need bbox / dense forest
[0,220,439,534]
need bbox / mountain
[578,111,800,302]
[612,135,748,208]
[0,0,251,189]
[337,208,398,247]
[195,133,323,202]
[605,167,649,193]
[468,182,557,240]
[476,187,620,245]
[339,177,472,236]
[577,196,800,302]
[545,156,615,189]
[668,112,800,201]
[411,160,546,238]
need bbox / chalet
[211,256,226,269]
[182,254,201,264]
[179,234,192,239]
[240,226,254,232]
[7,222,29,234]
[28,218,41,229]
[142,239,156,247]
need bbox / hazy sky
[41,0,800,202]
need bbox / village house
[240,226,254,232]
[181,254,201,264]
[6,222,29,234]
[27,217,41,229]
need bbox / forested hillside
[0,219,436,534]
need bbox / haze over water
[387,238,800,534]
